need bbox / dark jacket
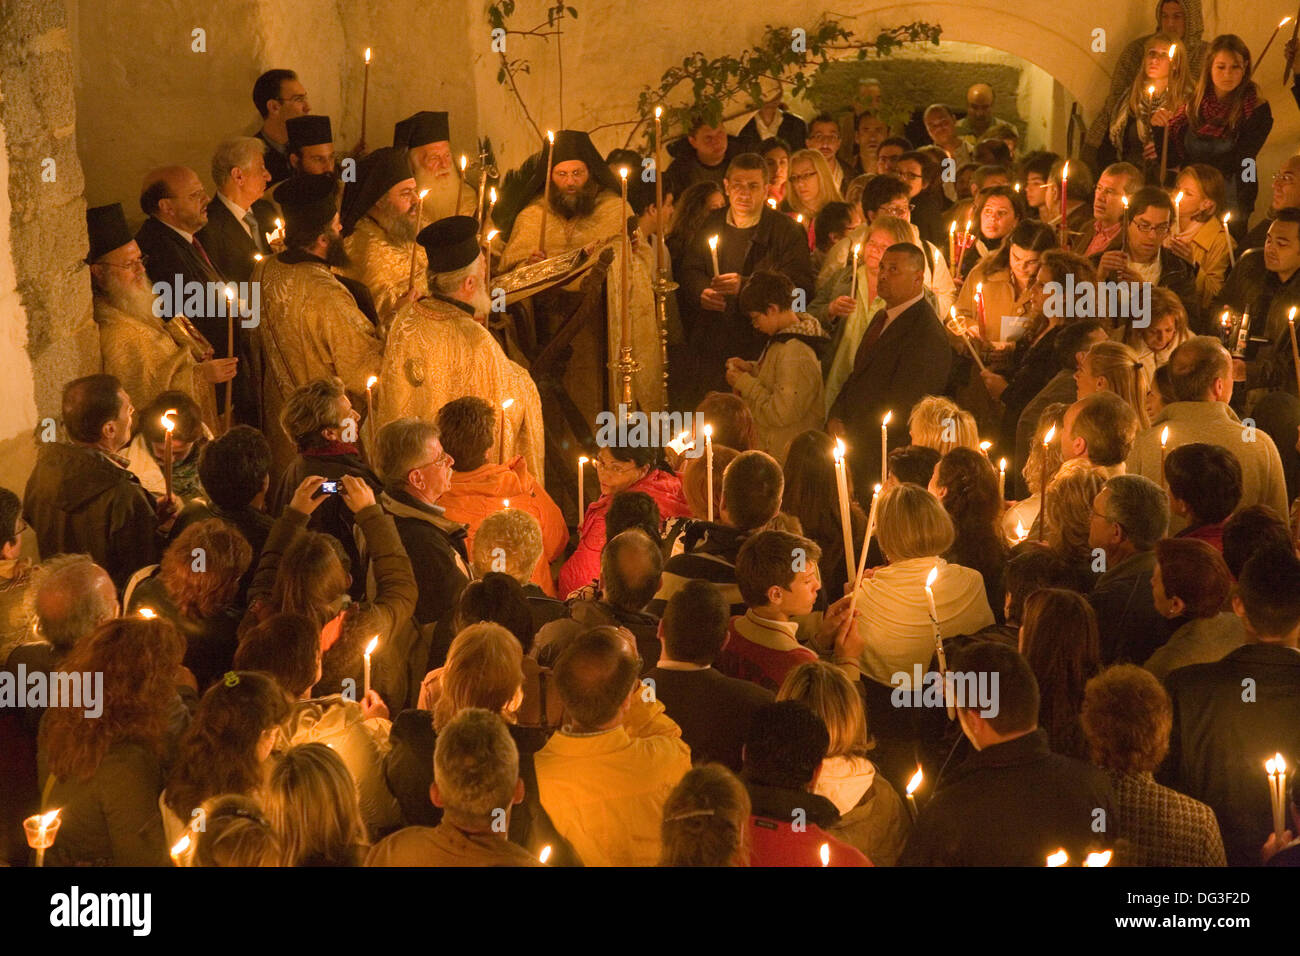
[1086,246,1202,333]
[999,324,1063,464]
[271,446,384,601]
[256,130,293,185]
[1088,549,1166,665]
[137,215,227,351]
[662,134,745,203]
[910,187,950,249]
[171,500,274,603]
[735,111,808,152]
[383,709,581,865]
[1161,642,1300,867]
[1170,100,1274,226]
[379,486,469,631]
[1211,248,1300,395]
[899,728,1114,866]
[534,598,661,671]
[677,205,814,401]
[829,297,953,484]
[23,443,160,591]
[196,195,276,283]
[649,521,754,618]
[643,665,773,771]
[127,572,242,693]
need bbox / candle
[1039,425,1056,538]
[619,167,632,356]
[704,424,714,522]
[846,483,882,621]
[766,197,778,209]
[475,148,489,230]
[1058,162,1069,246]
[979,440,992,457]
[998,458,1007,501]
[833,438,855,578]
[849,242,861,300]
[1159,425,1171,491]
[905,767,923,820]
[170,831,193,866]
[1236,309,1253,356]
[363,635,378,698]
[653,106,666,276]
[363,375,377,453]
[1259,18,1291,71]
[708,234,720,277]
[1046,848,1069,867]
[408,188,431,291]
[539,130,555,256]
[924,564,953,718]
[138,607,157,619]
[161,408,177,500]
[880,410,892,486]
[819,842,830,866]
[487,186,498,231]
[1173,190,1184,228]
[359,47,371,152]
[1083,850,1113,867]
[1288,308,1300,398]
[576,455,588,523]
[975,281,986,335]
[539,844,553,864]
[224,286,236,431]
[1223,213,1236,267]
[1014,519,1029,542]
[1120,195,1130,256]
[456,154,468,216]
[498,397,514,461]
[24,808,61,868]
[1268,753,1289,844]
[948,220,957,267]
[1159,92,1171,184]
[484,228,499,289]
[956,218,973,278]
[950,306,986,371]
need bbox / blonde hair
[876,482,955,561]
[787,149,843,217]
[1126,33,1191,118]
[659,764,752,866]
[1084,340,1152,428]
[1046,463,1109,559]
[867,214,913,248]
[433,622,523,731]
[189,795,279,867]
[265,743,366,867]
[471,509,544,584]
[908,396,981,455]
[777,660,871,757]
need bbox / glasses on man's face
[1275,172,1297,185]
[879,202,911,218]
[102,254,149,272]
[278,94,309,105]
[1133,218,1171,237]
[415,450,453,470]
[898,170,923,182]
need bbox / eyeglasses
[594,457,638,474]
[101,254,149,272]
[415,450,453,470]
[1132,219,1172,236]
[277,94,309,105]
[726,181,767,194]
[879,202,911,217]
[789,172,819,185]
[898,171,923,181]
[808,134,840,145]
[1274,172,1297,184]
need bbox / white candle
[998,458,1006,501]
[1160,425,1170,490]
[905,767,923,820]
[704,424,714,522]
[1174,190,1184,228]
[363,636,378,698]
[833,439,854,577]
[1268,753,1288,844]
[576,456,588,524]
[365,375,378,451]
[880,410,892,486]
[849,242,861,300]
[1223,212,1236,267]
[846,483,882,621]
[708,235,720,277]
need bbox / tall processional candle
[1288,307,1300,397]
[363,636,378,697]
[704,424,715,522]
[974,281,987,335]
[1160,425,1170,489]
[948,221,957,268]
[359,48,371,151]
[1038,425,1056,537]
[846,483,882,622]
[924,565,954,718]
[653,107,666,275]
[408,188,430,291]
[538,131,555,256]
[880,410,892,486]
[1268,754,1289,844]
[849,243,861,300]
[498,397,515,461]
[833,438,854,577]
[1258,18,1294,72]
[1223,212,1236,267]
[365,375,378,451]
[1120,195,1130,256]
[224,286,236,430]
[1058,162,1069,246]
[576,456,588,524]
[619,167,632,351]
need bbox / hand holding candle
[708,234,720,277]
[24,808,61,868]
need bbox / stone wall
[0,0,96,495]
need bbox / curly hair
[660,764,752,867]
[470,508,544,584]
[935,447,1007,589]
[1046,463,1109,561]
[159,519,252,618]
[908,396,980,455]
[41,618,185,782]
[1081,664,1172,773]
[164,671,289,821]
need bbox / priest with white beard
[87,202,233,431]
[393,110,477,225]
[377,216,544,482]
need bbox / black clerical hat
[86,203,134,263]
[393,111,450,149]
[340,147,414,237]
[274,173,339,243]
[417,216,480,273]
[287,115,333,153]
[524,129,622,200]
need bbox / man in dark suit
[900,642,1113,866]
[644,579,773,772]
[252,68,311,185]
[1162,548,1300,866]
[828,242,952,487]
[197,137,274,283]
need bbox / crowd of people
[4,0,1300,868]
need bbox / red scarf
[304,440,360,458]
[1196,86,1257,138]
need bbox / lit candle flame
[852,242,862,257]
[578,455,589,466]
[707,235,718,251]
[766,198,777,208]
[1168,43,1177,59]
[486,228,499,242]
[504,498,510,509]
[253,253,263,261]
[1013,182,1021,192]
[1160,425,1170,448]
[1046,848,1069,867]
[819,842,830,866]
[975,281,983,295]
[460,155,468,172]
[998,457,1007,472]
[1147,85,1155,97]
[795,214,804,224]
[1221,308,1231,328]
[1014,520,1028,541]
[275,218,283,230]
[833,438,846,462]
[882,410,892,427]
[948,221,956,235]
[1121,195,1129,210]
[364,636,379,657]
[224,285,235,302]
[906,767,923,795]
[619,166,628,181]
[1223,212,1231,226]
[1062,161,1069,179]
[703,423,713,439]
[366,375,378,390]
[539,844,552,863]
[418,188,430,200]
[546,130,554,144]
[873,483,882,494]
[1174,190,1184,206]
[1083,850,1113,867]
[161,409,177,433]
[170,832,192,862]
[979,440,992,452]
[654,106,662,119]
[489,186,497,203]
[502,398,515,410]
[1268,753,1288,775]
[1043,425,1056,445]
[364,47,371,64]
[138,607,157,619]
[925,565,938,589]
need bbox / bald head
[966,84,996,135]
[141,166,208,233]
[28,556,118,651]
[600,529,663,611]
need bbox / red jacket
[718,612,817,693]
[748,818,871,867]
[439,457,567,595]
[558,469,690,598]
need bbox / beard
[549,179,600,220]
[323,232,351,268]
[375,197,418,244]
[468,284,492,318]
[99,271,159,321]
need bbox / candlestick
[161,408,177,500]
[998,458,1006,501]
[846,483,882,622]
[24,808,61,868]
[1160,425,1170,490]
[1039,425,1056,538]
[619,167,632,366]
[365,375,377,452]
[708,234,720,277]
[1259,17,1292,72]
[1059,162,1070,247]
[498,397,514,462]
[1289,308,1300,398]
[704,424,714,522]
[653,106,666,277]
[408,188,431,292]
[539,130,555,257]
[1223,213,1236,267]
[905,767,923,821]
[833,438,855,577]
[358,47,371,152]
[924,565,954,719]
[880,410,892,486]
[1268,753,1289,844]
[849,242,861,300]
[576,455,588,524]
[224,286,236,431]
[363,635,378,698]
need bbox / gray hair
[375,417,440,485]
[211,136,267,188]
[601,528,663,611]
[280,377,345,450]
[428,253,484,295]
[1103,474,1169,551]
[433,708,519,819]
[25,554,118,650]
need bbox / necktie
[243,211,265,251]
[852,308,890,374]
[192,236,216,273]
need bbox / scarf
[303,440,361,458]
[1110,86,1167,152]
[1196,85,1257,139]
